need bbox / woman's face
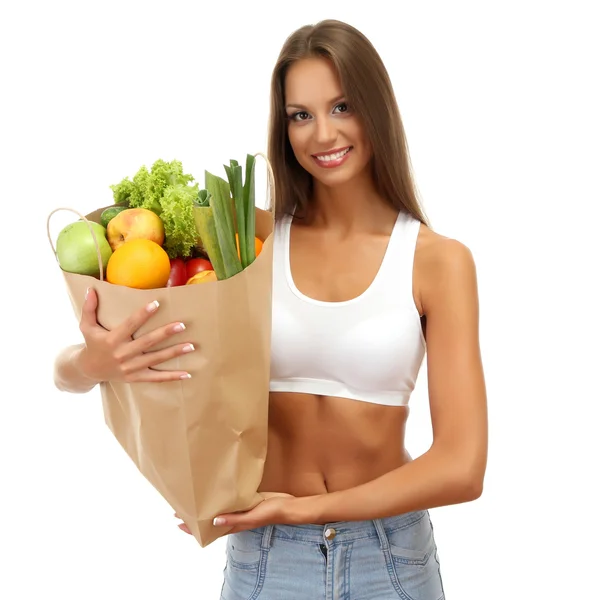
[284,57,372,189]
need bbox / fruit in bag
[106,239,171,289]
[56,221,113,277]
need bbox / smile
[311,146,353,168]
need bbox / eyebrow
[285,95,346,110]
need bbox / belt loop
[261,524,274,550]
[373,519,390,551]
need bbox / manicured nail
[173,322,186,332]
[146,300,159,312]
[85,287,90,300]
[182,344,195,353]
[213,517,226,526]
[180,373,192,379]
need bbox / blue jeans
[220,510,445,600]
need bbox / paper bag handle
[46,207,106,281]
[254,152,276,214]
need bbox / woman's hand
[78,287,195,384]
[175,493,298,536]
[213,495,296,534]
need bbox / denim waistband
[252,510,428,547]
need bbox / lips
[311,146,353,168]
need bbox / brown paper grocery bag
[47,190,275,548]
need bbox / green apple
[56,220,113,277]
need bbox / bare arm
[54,343,100,394]
[293,237,488,522]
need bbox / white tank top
[269,210,426,406]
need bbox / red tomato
[186,257,213,280]
[166,258,188,287]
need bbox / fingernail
[85,287,90,300]
[146,300,159,312]
[213,517,226,526]
[180,373,192,379]
[173,322,186,332]
[182,344,195,353]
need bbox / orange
[235,233,263,259]
[106,238,171,289]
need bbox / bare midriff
[258,391,412,501]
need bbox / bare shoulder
[416,224,476,274]
[413,224,478,316]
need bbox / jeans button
[324,527,336,540]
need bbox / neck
[307,170,396,234]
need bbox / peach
[107,208,165,251]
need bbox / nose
[314,115,337,146]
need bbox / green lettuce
[160,182,200,259]
[110,159,200,258]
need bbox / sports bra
[269,209,426,406]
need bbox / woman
[54,19,487,600]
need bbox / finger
[123,342,195,375]
[127,367,192,383]
[178,523,192,535]
[127,321,189,357]
[173,512,193,535]
[112,299,161,344]
[213,513,247,528]
[215,519,251,535]
[79,287,100,333]
[259,492,294,500]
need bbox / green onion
[204,171,242,279]
[225,160,247,268]
[192,156,259,280]
[243,154,257,266]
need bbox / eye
[333,102,350,114]
[288,111,311,122]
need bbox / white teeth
[315,148,350,162]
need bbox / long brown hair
[267,19,429,227]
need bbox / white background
[1,1,598,598]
